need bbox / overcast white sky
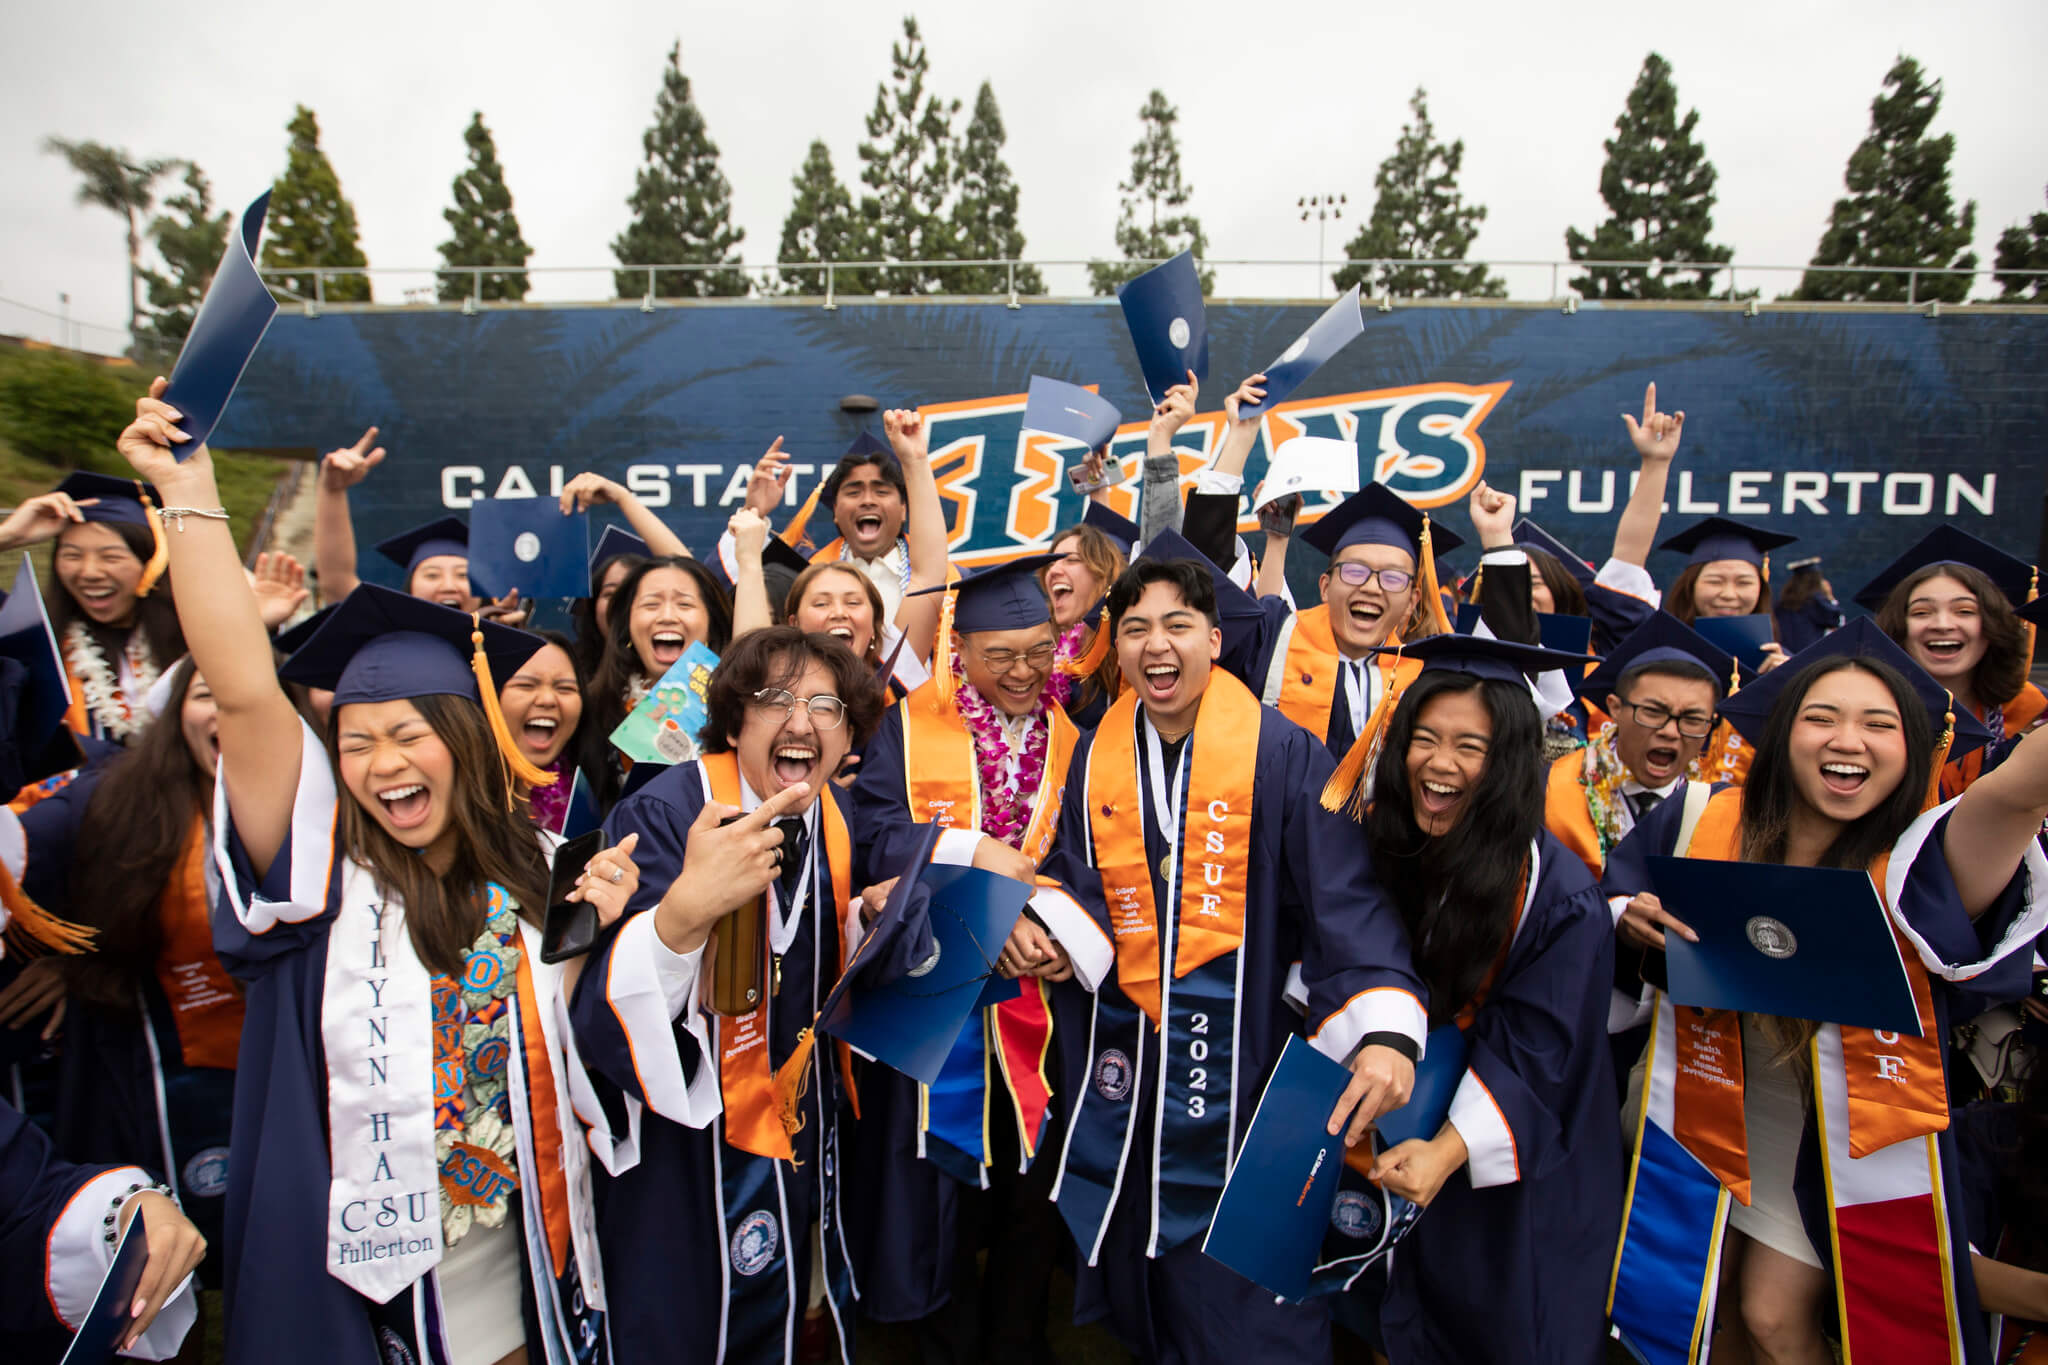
[6,0,2045,349]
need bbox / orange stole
[1696,726,1753,787]
[1271,605,1420,741]
[513,935,573,1278]
[703,752,855,1162]
[1663,789,1949,1205]
[898,682,1077,867]
[1940,684,2048,800]
[152,819,244,1070]
[1543,750,1605,879]
[1085,673,1261,1026]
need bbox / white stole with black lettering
[322,860,441,1303]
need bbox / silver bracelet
[157,506,230,531]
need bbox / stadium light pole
[1299,194,1345,298]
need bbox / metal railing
[254,256,2048,315]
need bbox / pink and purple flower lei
[949,631,1078,849]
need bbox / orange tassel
[2025,568,2038,673]
[134,482,170,598]
[932,589,959,712]
[774,1026,817,1160]
[1318,647,1410,817]
[779,479,825,549]
[470,618,558,808]
[1467,563,1484,605]
[1417,517,1453,638]
[0,857,95,956]
[1925,704,1956,812]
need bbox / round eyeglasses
[1613,698,1716,739]
[1330,562,1414,593]
[751,688,847,729]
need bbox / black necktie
[1631,789,1665,819]
[773,817,809,905]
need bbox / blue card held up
[60,1200,152,1364]
[1239,286,1366,417]
[1022,376,1121,451]
[467,498,591,601]
[1647,855,1922,1035]
[1691,613,1776,675]
[560,768,602,841]
[1201,1035,1355,1301]
[162,192,277,459]
[1117,250,1209,406]
[1453,603,1595,660]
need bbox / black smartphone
[539,829,609,965]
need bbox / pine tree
[438,113,532,302]
[949,82,1043,296]
[1993,186,2048,302]
[856,17,960,295]
[1794,57,1977,303]
[612,43,748,299]
[262,106,371,303]
[777,140,862,295]
[137,164,230,352]
[41,138,183,348]
[1088,91,1213,296]
[1334,89,1502,299]
[1564,54,1733,300]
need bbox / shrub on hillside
[0,350,138,472]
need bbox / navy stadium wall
[211,302,2048,604]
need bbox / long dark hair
[63,659,211,1008]
[1737,656,1934,872]
[701,627,887,754]
[1872,562,2030,712]
[1364,670,1546,1026]
[570,552,647,679]
[1774,562,1829,617]
[326,693,549,978]
[45,519,185,671]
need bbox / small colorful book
[607,642,718,765]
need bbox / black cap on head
[1080,501,1140,556]
[1512,518,1596,589]
[1657,515,1797,568]
[1715,616,1993,757]
[1578,611,1746,700]
[273,605,337,657]
[375,515,472,578]
[1133,527,1264,622]
[1299,483,1464,562]
[909,555,1058,634]
[588,525,650,577]
[279,584,546,709]
[1377,632,1601,689]
[53,472,159,530]
[1850,524,2039,611]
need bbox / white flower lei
[63,620,159,742]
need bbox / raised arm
[725,508,775,640]
[117,380,303,875]
[1253,493,1296,600]
[884,407,946,662]
[1610,383,1683,567]
[312,427,382,601]
[1944,729,2048,917]
[0,490,95,554]
[1211,373,1268,482]
[559,471,688,559]
[1141,369,1198,539]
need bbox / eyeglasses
[974,642,1058,672]
[751,688,847,730]
[1614,698,1716,739]
[1330,562,1414,593]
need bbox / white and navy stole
[698,760,857,1365]
[1607,792,2048,1365]
[1050,677,1260,1265]
[321,846,608,1365]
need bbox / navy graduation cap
[279,583,547,710]
[1023,376,1121,451]
[375,515,473,580]
[1299,483,1466,562]
[272,604,337,657]
[0,559,76,753]
[1133,527,1264,624]
[1512,518,1597,589]
[1578,611,1747,701]
[757,531,812,578]
[588,525,651,577]
[1377,631,1600,688]
[1850,523,2039,611]
[909,554,1058,634]
[1081,500,1140,557]
[53,472,161,529]
[841,428,891,464]
[2020,595,2047,628]
[1657,515,1797,568]
[161,191,278,458]
[1715,616,1993,760]
[1116,250,1210,405]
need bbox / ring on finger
[608,866,624,884]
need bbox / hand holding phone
[540,830,640,964]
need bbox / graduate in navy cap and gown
[568,625,887,1364]
[1772,556,1844,654]
[1031,544,1426,1364]
[112,380,641,1365]
[1318,632,1622,1364]
[847,552,1093,1361]
[1855,524,2045,798]
[1041,500,1136,731]
[0,472,183,748]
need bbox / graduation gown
[1942,685,2048,800]
[1376,832,1623,1365]
[844,689,1083,1324]
[209,722,607,1365]
[0,1096,196,1361]
[1034,675,1426,1363]
[569,758,857,1365]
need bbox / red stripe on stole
[1834,1192,1955,1365]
